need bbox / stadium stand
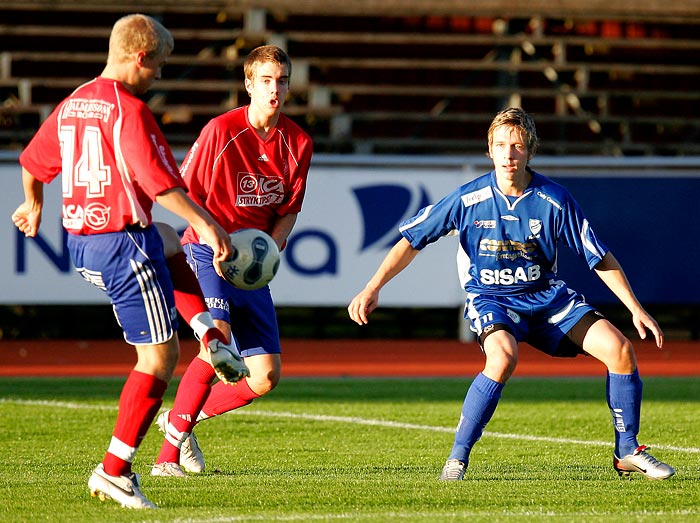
[1,0,700,155]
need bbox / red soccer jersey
[180,106,313,244]
[19,77,185,235]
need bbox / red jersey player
[12,14,245,508]
[152,45,313,476]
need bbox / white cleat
[151,462,187,477]
[613,445,675,480]
[88,463,157,509]
[209,338,250,385]
[156,410,206,474]
[439,459,467,481]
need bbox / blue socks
[447,369,642,464]
[606,369,643,457]
[448,372,504,463]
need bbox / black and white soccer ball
[218,228,280,290]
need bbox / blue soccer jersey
[399,169,609,297]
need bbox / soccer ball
[218,228,280,290]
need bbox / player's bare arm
[155,187,233,268]
[348,238,420,325]
[269,213,297,250]
[12,168,45,238]
[594,252,664,348]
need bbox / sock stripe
[165,421,188,448]
[107,435,137,464]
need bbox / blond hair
[487,107,539,157]
[107,14,173,64]
[243,45,292,81]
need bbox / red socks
[200,328,227,348]
[156,358,216,464]
[167,250,226,348]
[167,251,208,326]
[200,378,260,417]
[103,370,167,476]
[155,360,261,464]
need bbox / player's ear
[135,50,147,67]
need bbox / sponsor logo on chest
[236,172,284,207]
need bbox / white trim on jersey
[213,128,249,168]
[581,219,604,259]
[399,204,435,233]
[456,243,472,290]
[275,127,300,167]
[111,83,150,227]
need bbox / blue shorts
[184,242,281,357]
[465,280,601,357]
[67,225,178,345]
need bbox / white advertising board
[0,157,477,306]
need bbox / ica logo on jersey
[236,172,284,207]
[62,203,111,231]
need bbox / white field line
[2,398,699,454]
[241,409,700,454]
[164,507,700,523]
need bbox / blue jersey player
[348,108,674,481]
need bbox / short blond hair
[108,14,173,64]
[243,45,292,81]
[488,107,539,156]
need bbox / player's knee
[154,222,184,258]
[247,368,280,395]
[615,338,637,373]
[596,336,637,374]
[483,350,517,382]
[160,339,181,378]
[482,331,518,378]
[134,336,180,381]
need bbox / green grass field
[1,377,698,522]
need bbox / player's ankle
[201,328,226,348]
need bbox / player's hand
[211,246,237,280]
[197,222,234,278]
[632,309,664,349]
[348,287,379,325]
[11,202,42,237]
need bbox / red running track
[1,339,698,378]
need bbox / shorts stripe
[465,293,483,334]
[130,259,170,344]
